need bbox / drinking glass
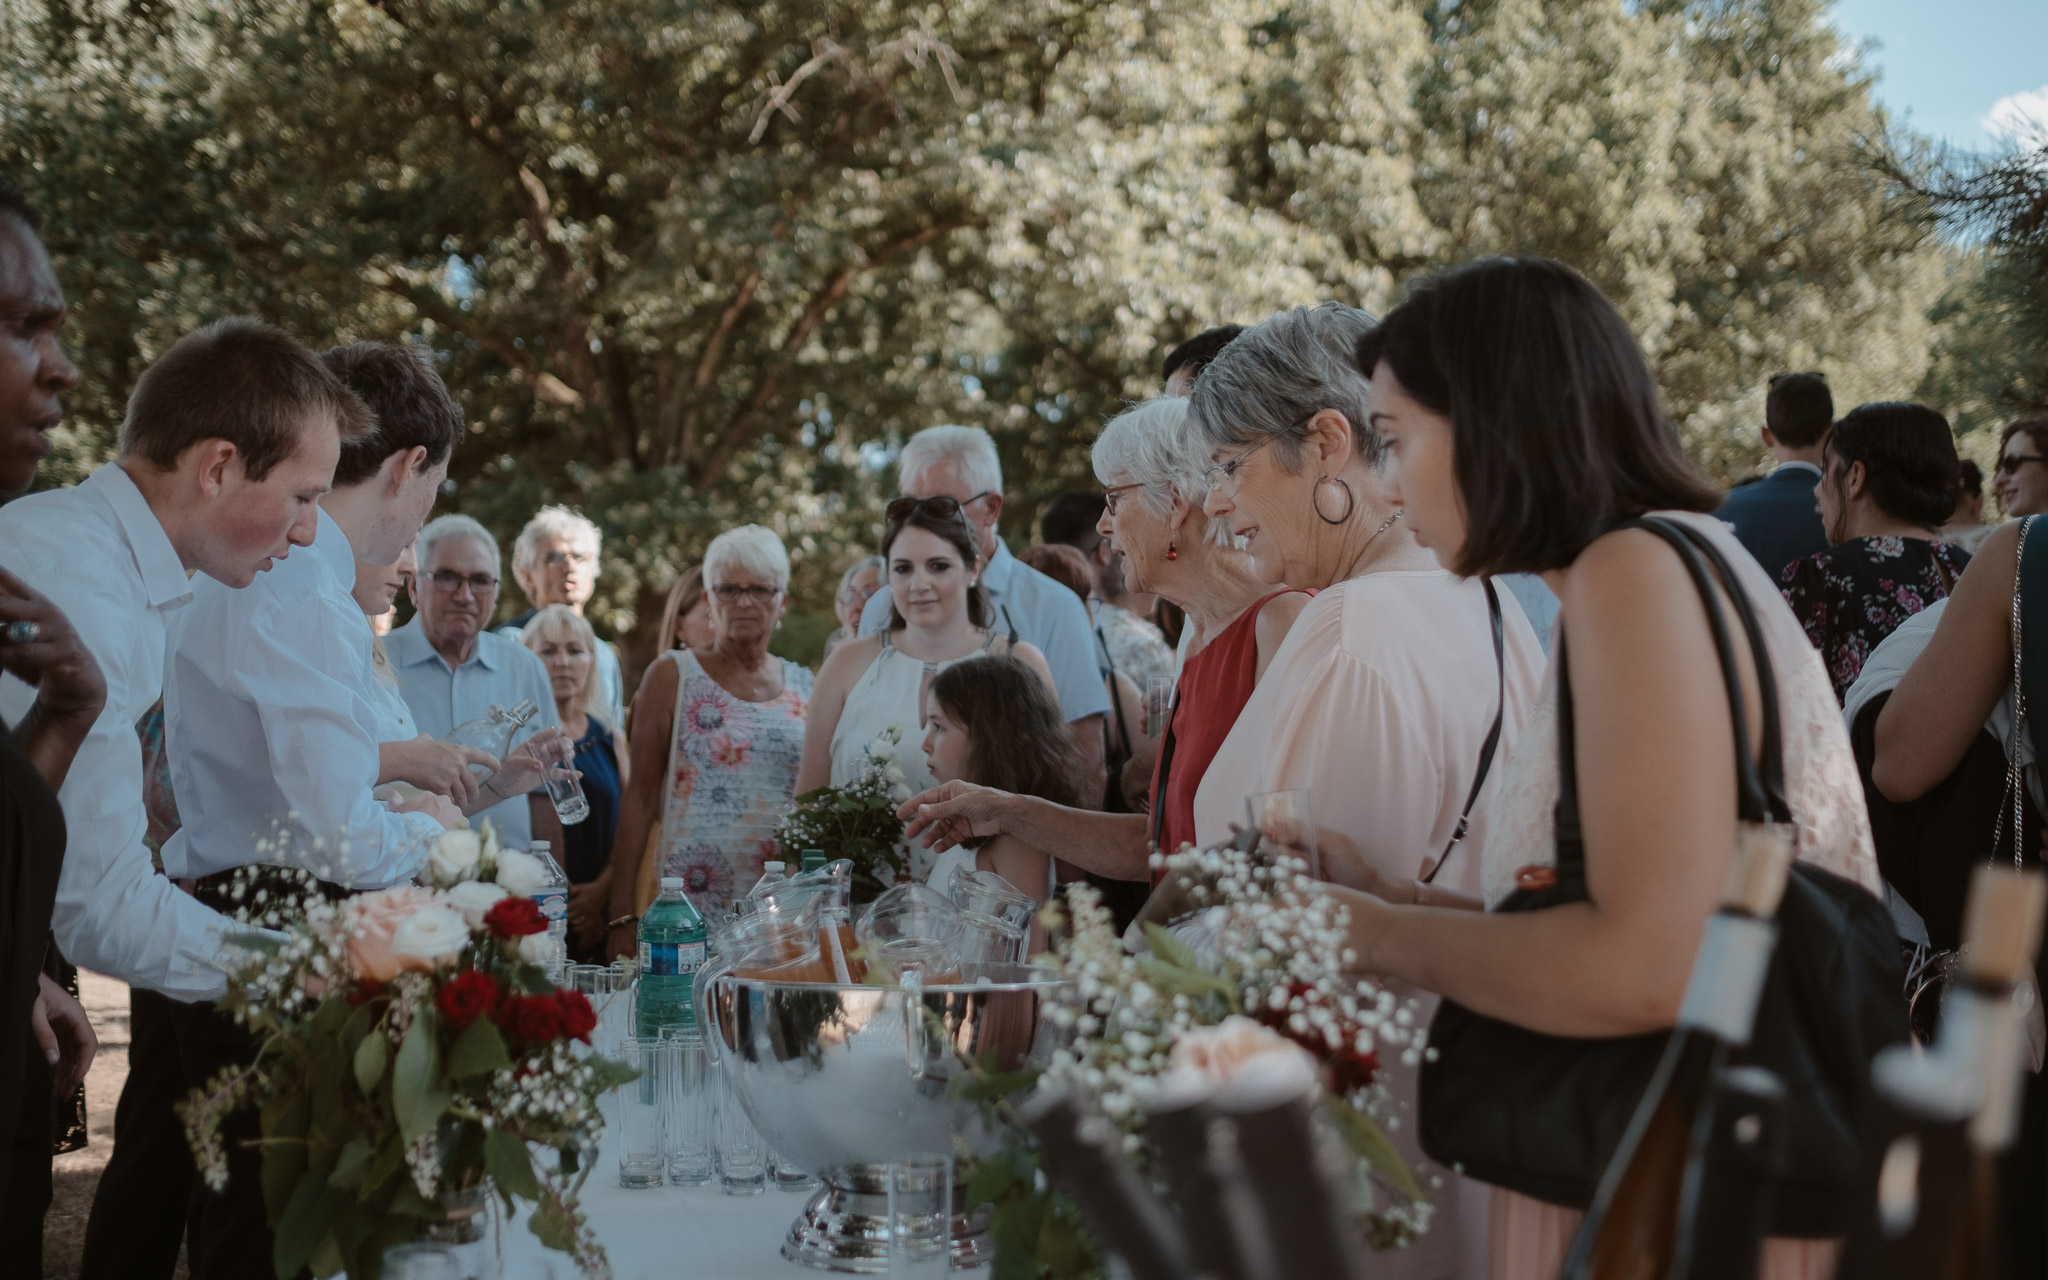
[773,1148,822,1193]
[530,728,591,825]
[713,1063,768,1195]
[1246,788,1319,880]
[660,1028,715,1186]
[617,1037,670,1188]
[380,1243,464,1280]
[1144,674,1174,737]
[886,1153,954,1280]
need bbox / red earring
[1166,538,1179,561]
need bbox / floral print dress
[1780,534,1971,703]
[657,649,814,914]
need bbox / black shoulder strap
[1000,604,1021,648]
[1097,621,1134,759]
[1423,578,1506,885]
[1554,519,1791,877]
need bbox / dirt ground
[44,971,188,1280]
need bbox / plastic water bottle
[750,861,790,902]
[637,877,707,1037]
[528,840,570,969]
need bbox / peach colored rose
[1169,1015,1312,1085]
[342,886,443,983]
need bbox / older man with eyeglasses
[386,513,564,851]
[857,425,1111,804]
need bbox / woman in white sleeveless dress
[798,498,1055,881]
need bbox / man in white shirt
[116,342,464,1280]
[858,425,1112,804]
[0,312,361,1279]
[388,514,564,851]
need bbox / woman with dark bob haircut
[1782,401,1968,701]
[1341,256,1880,1280]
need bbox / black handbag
[1417,516,1908,1235]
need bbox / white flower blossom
[389,906,469,967]
[445,879,510,929]
[425,828,484,887]
[494,849,547,896]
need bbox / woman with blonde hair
[522,604,626,960]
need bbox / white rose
[494,849,546,896]
[516,931,559,967]
[387,906,470,967]
[425,829,483,887]
[444,879,509,929]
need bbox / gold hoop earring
[1313,476,1355,526]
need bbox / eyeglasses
[425,569,499,595]
[1997,454,2047,476]
[711,584,782,604]
[1202,437,1275,494]
[542,548,593,569]
[884,492,994,524]
[1102,482,1144,516]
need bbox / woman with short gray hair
[896,395,1309,890]
[605,525,814,947]
[1189,302,1550,1277]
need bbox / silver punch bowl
[701,962,1070,1272]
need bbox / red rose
[495,992,566,1044]
[483,896,547,939]
[437,970,499,1032]
[553,990,597,1044]
[347,978,385,1008]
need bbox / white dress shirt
[161,510,443,888]
[858,540,1110,723]
[385,618,559,848]
[0,463,231,999]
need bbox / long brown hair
[656,562,705,652]
[928,655,1083,810]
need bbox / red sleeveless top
[1150,589,1309,877]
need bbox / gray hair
[511,504,602,576]
[1186,302,1385,472]
[1091,398,1236,548]
[837,553,884,597]
[899,424,1003,496]
[704,524,791,590]
[417,514,500,572]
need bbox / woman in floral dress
[603,526,813,956]
[1780,401,1971,701]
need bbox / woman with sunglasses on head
[604,526,814,956]
[798,499,1054,882]
[1326,258,1881,1280]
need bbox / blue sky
[1829,0,2048,150]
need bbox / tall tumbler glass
[713,1064,768,1195]
[380,1243,464,1280]
[886,1153,954,1280]
[1144,674,1174,738]
[1246,788,1319,881]
[661,1028,714,1186]
[617,1037,670,1188]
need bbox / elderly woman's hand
[898,781,1017,853]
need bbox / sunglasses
[884,492,994,524]
[1997,454,2047,476]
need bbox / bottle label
[532,890,567,922]
[640,940,707,977]
[1677,914,1777,1043]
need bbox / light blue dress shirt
[386,618,561,848]
[161,509,445,887]
[858,540,1110,723]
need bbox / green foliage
[2,0,1973,679]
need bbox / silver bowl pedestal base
[779,1166,991,1273]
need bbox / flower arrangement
[772,724,914,902]
[180,823,635,1279]
[964,842,1433,1276]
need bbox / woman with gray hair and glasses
[1192,302,1549,1277]
[897,395,1308,886]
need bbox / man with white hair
[858,424,1111,802]
[387,514,563,850]
[501,504,624,726]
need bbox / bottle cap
[800,848,827,870]
[660,876,685,891]
[530,841,550,855]
[1962,865,2048,986]
[763,861,785,874]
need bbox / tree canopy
[2,0,1980,674]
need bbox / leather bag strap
[1423,578,1506,885]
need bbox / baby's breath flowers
[177,821,632,1278]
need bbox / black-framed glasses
[1997,454,2048,476]
[1102,482,1144,516]
[885,491,994,524]
[425,569,499,595]
[711,583,782,604]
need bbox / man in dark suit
[1720,371,1833,583]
